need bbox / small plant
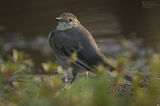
[0,49,159,106]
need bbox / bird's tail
[102,61,116,72]
[103,61,133,82]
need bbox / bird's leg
[84,71,89,80]
[85,71,89,77]
[70,70,77,83]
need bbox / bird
[49,13,115,82]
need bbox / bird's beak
[56,17,63,22]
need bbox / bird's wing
[49,30,67,66]
[49,30,92,70]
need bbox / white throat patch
[56,22,78,31]
[56,22,72,31]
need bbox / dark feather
[49,24,115,71]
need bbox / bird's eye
[69,18,72,22]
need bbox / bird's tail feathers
[102,61,116,72]
[103,61,133,82]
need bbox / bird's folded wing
[49,31,67,66]
[49,30,92,70]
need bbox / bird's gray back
[49,24,107,70]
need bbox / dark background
[0,0,160,63]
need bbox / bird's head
[56,13,80,31]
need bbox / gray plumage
[49,13,115,72]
